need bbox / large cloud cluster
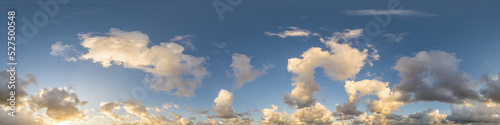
[212,89,237,119]
[76,28,209,97]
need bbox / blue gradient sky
[1,0,500,124]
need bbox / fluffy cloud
[100,101,123,121]
[293,103,334,124]
[447,101,500,123]
[393,51,481,103]
[230,53,271,89]
[284,29,369,108]
[0,70,37,107]
[28,87,88,122]
[407,108,449,124]
[261,105,299,124]
[480,72,500,103]
[265,27,318,38]
[344,79,407,115]
[212,89,237,119]
[78,28,209,97]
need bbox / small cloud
[170,34,195,51]
[384,33,407,43]
[213,42,226,48]
[344,9,437,17]
[265,27,318,38]
[50,41,78,62]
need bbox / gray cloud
[394,51,481,103]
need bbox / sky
[1,0,500,125]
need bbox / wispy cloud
[265,27,318,38]
[344,9,437,17]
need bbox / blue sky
[1,0,500,125]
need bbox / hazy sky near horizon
[1,0,500,125]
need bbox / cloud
[344,9,437,17]
[393,51,481,103]
[261,105,300,124]
[213,42,226,48]
[119,98,194,125]
[293,103,334,124]
[213,89,237,119]
[50,41,77,61]
[480,72,500,103]
[344,79,408,115]
[230,53,272,89]
[0,70,37,107]
[407,108,449,124]
[384,33,407,43]
[78,28,209,97]
[162,102,180,110]
[284,29,369,108]
[100,101,123,121]
[170,34,195,51]
[28,87,87,122]
[265,27,318,38]
[447,101,500,123]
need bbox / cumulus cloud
[293,103,334,124]
[344,9,437,17]
[265,27,318,38]
[480,72,500,103]
[261,105,300,124]
[344,79,408,115]
[100,101,123,121]
[230,53,272,89]
[78,28,209,97]
[212,89,237,119]
[407,108,449,124]
[0,70,37,107]
[447,101,500,123]
[284,29,370,108]
[28,87,88,122]
[393,51,481,103]
[50,41,78,61]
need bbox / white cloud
[170,34,195,51]
[50,42,77,61]
[384,33,407,43]
[162,102,180,110]
[78,28,209,97]
[344,9,436,17]
[230,53,271,89]
[284,29,369,108]
[293,103,334,124]
[265,27,318,38]
[213,89,237,119]
[213,42,226,48]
